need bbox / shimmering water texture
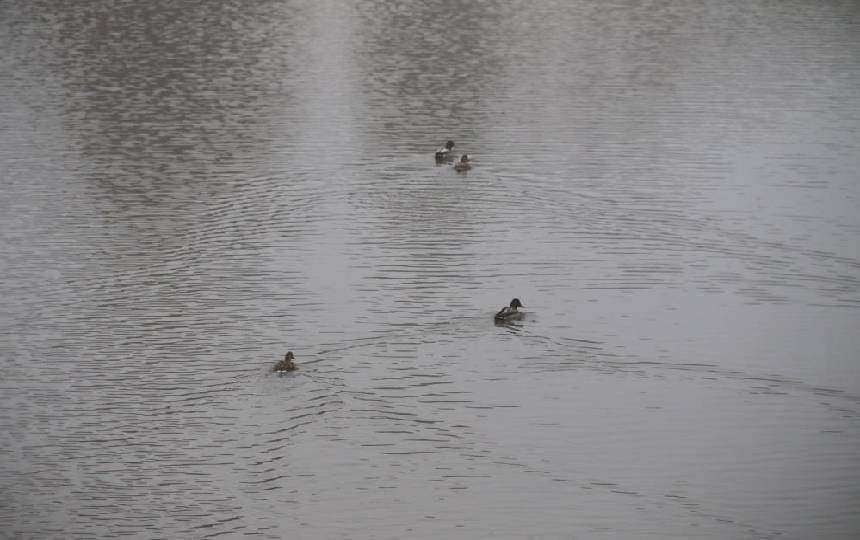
[1,1,859,539]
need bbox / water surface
[1,1,859,538]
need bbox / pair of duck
[435,140,472,171]
[273,298,524,371]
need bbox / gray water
[2,1,860,538]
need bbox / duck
[494,298,524,322]
[453,154,472,172]
[273,351,297,372]
[435,140,455,161]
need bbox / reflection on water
[2,0,859,538]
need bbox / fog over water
[1,1,859,538]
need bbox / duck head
[445,140,455,150]
[282,351,296,370]
[509,298,523,309]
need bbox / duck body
[453,154,472,172]
[435,140,455,162]
[273,351,297,372]
[494,298,524,322]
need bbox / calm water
[2,1,859,538]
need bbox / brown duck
[273,351,297,373]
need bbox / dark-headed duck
[435,140,455,161]
[494,298,523,322]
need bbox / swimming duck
[435,140,455,161]
[494,298,523,322]
[453,154,472,172]
[273,351,296,372]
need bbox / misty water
[2,1,859,539]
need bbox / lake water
[1,1,859,538]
